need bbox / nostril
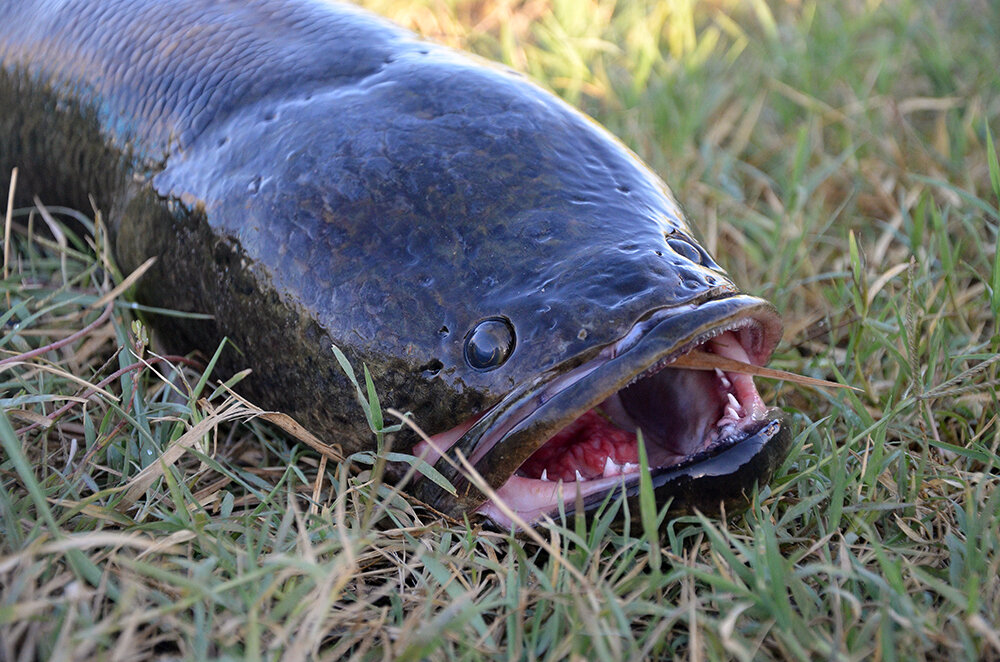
[667,237,702,263]
[682,277,703,290]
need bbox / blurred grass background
[2,0,999,659]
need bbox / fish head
[409,254,788,527]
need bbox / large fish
[0,0,790,528]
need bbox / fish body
[0,0,790,527]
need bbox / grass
[2,0,999,659]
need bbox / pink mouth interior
[414,328,769,527]
[515,409,639,482]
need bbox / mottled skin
[0,0,789,519]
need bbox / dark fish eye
[464,317,515,370]
[667,237,703,264]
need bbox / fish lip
[411,293,785,521]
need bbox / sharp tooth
[623,462,638,473]
[714,368,732,388]
[725,405,740,420]
[540,469,548,481]
[727,392,741,412]
[603,456,620,477]
[575,469,585,482]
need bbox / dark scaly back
[0,0,414,206]
[0,0,737,459]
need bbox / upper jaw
[410,294,784,524]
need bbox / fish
[0,0,791,528]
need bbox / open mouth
[411,295,790,528]
[515,330,766,483]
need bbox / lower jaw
[475,410,790,529]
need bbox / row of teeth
[719,391,744,425]
[716,368,744,436]
[538,456,640,483]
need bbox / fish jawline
[414,295,788,527]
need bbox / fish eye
[464,317,515,371]
[667,237,703,264]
